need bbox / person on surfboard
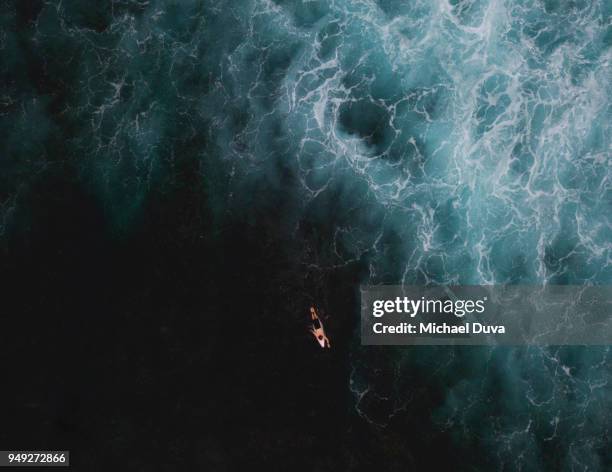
[309,306,330,348]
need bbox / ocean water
[1,0,611,469]
[205,2,611,466]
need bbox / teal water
[2,0,611,469]
[205,4,611,466]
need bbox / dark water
[1,1,610,470]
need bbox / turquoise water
[209,1,612,468]
[219,0,612,286]
[2,0,610,469]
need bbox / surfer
[309,306,330,348]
